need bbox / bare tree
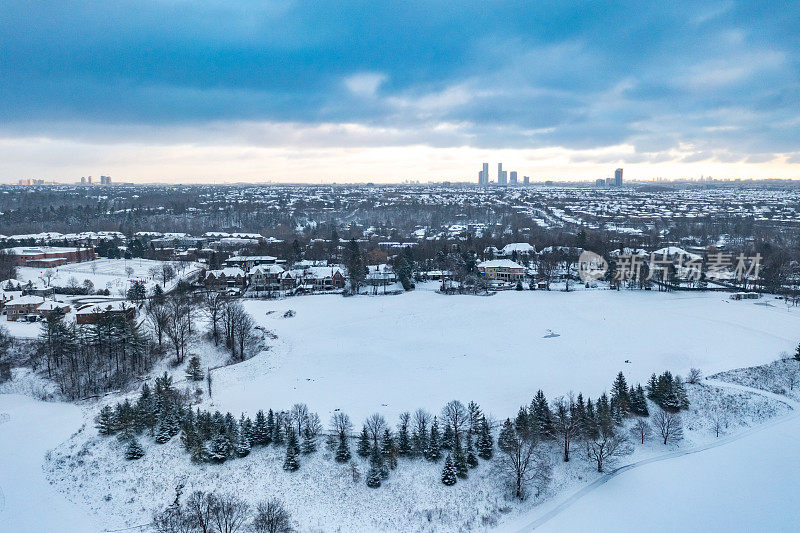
[551,395,580,462]
[183,491,216,533]
[783,367,799,391]
[709,407,728,438]
[211,493,249,533]
[441,400,469,445]
[165,294,191,364]
[630,418,652,444]
[687,368,702,384]
[653,408,684,445]
[252,498,293,533]
[201,290,227,346]
[330,412,353,439]
[497,418,551,499]
[290,403,310,435]
[364,413,387,447]
[152,504,194,533]
[146,301,171,351]
[585,429,630,472]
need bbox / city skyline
[1,2,799,183]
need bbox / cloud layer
[1,1,798,181]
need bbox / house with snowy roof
[477,259,524,283]
[204,267,247,291]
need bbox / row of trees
[98,368,694,502]
[153,490,292,533]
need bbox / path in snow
[506,379,800,532]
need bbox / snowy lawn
[0,394,104,532]
[16,258,201,296]
[203,289,800,422]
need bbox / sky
[1,1,799,183]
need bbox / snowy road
[0,395,103,532]
[506,380,800,532]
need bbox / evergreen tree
[441,454,457,486]
[265,409,276,446]
[396,414,412,457]
[610,372,630,419]
[476,416,494,460]
[135,383,157,434]
[209,431,229,463]
[441,424,454,452]
[96,405,117,436]
[190,439,210,463]
[252,410,268,446]
[366,446,383,487]
[185,356,204,382]
[283,431,300,471]
[381,429,397,470]
[531,390,553,438]
[125,437,145,460]
[301,426,317,455]
[465,433,478,468]
[583,398,599,440]
[357,426,371,458]
[272,412,285,446]
[453,441,468,479]
[425,418,442,462]
[155,416,172,444]
[335,433,352,463]
[674,376,690,410]
[596,393,614,435]
[236,419,251,458]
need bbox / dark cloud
[0,0,798,160]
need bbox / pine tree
[357,426,371,458]
[441,454,457,486]
[583,398,599,440]
[611,372,630,419]
[335,433,352,463]
[272,412,285,446]
[425,418,441,462]
[265,409,276,446]
[453,441,468,479]
[125,437,145,460]
[301,426,317,455]
[532,390,553,438]
[366,446,383,488]
[185,355,204,381]
[96,405,117,436]
[465,432,479,468]
[155,416,172,444]
[596,393,614,435]
[381,429,397,470]
[235,425,251,458]
[440,423,453,453]
[190,439,210,463]
[135,383,157,434]
[209,431,229,463]
[397,415,412,457]
[674,376,690,410]
[476,416,494,460]
[252,410,269,446]
[636,385,650,416]
[283,431,300,472]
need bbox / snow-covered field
[16,258,201,296]
[206,288,800,422]
[3,287,800,532]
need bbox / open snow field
[208,288,800,422]
[16,258,200,296]
[533,403,800,533]
[0,394,101,532]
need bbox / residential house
[477,259,525,283]
[76,301,137,325]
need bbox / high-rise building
[510,171,517,186]
[498,163,507,186]
[80,177,86,185]
[482,163,489,185]
[523,176,529,186]
[614,168,623,187]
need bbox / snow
[5,287,800,531]
[16,258,201,296]
[0,394,102,532]
[204,289,800,422]
[531,401,800,532]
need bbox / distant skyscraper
[498,163,507,186]
[614,168,623,187]
[482,163,489,185]
[523,176,529,186]
[510,171,517,186]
